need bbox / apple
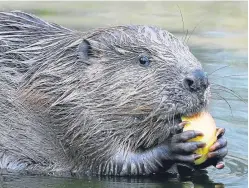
[182,111,217,165]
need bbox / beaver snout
[183,69,209,92]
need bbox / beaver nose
[183,69,209,92]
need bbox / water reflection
[1,154,247,188]
[1,173,226,188]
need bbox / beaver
[0,11,227,177]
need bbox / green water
[0,2,247,188]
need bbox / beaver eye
[139,56,150,67]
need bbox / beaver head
[73,26,210,146]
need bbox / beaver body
[0,11,227,176]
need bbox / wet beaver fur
[0,11,227,177]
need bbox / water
[0,2,247,188]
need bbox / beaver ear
[78,39,93,61]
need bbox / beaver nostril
[183,69,209,92]
[184,77,195,91]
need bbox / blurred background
[0,1,247,53]
[0,1,247,188]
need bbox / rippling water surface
[0,2,247,188]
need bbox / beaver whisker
[176,5,186,42]
[186,18,205,44]
[211,92,233,116]
[211,83,246,103]
[207,65,230,76]
[211,73,247,78]
[184,29,189,44]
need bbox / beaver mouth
[176,100,208,120]
[135,102,206,124]
[137,109,203,151]
[174,108,205,124]
[162,103,207,134]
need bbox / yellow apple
[181,111,217,165]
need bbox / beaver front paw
[195,127,228,169]
[164,122,206,163]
